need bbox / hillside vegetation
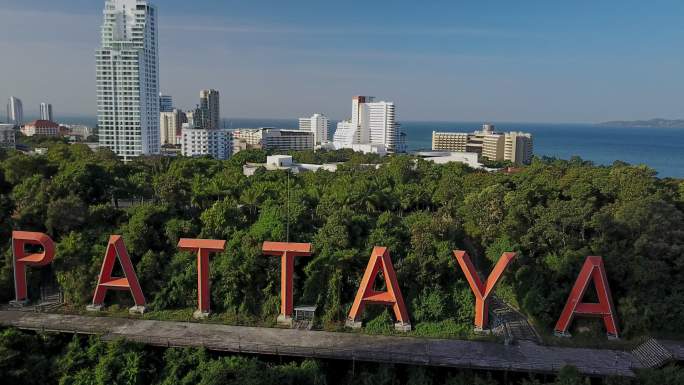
[1,329,683,385]
[0,144,682,339]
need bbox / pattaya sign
[10,231,620,339]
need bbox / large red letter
[453,251,517,330]
[178,238,226,319]
[555,256,619,338]
[88,235,146,314]
[12,231,55,303]
[262,241,312,326]
[347,247,411,331]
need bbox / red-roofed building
[21,120,60,137]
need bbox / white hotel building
[181,128,233,160]
[97,0,160,161]
[299,113,329,145]
[332,96,404,154]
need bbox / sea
[57,116,684,178]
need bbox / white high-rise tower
[97,0,160,161]
[366,101,398,152]
[6,97,23,126]
[40,103,53,121]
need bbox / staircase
[3,288,64,313]
[490,297,541,344]
[631,338,674,368]
[35,292,64,312]
[293,320,313,330]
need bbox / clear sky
[1,0,683,122]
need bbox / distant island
[599,118,684,128]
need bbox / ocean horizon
[49,116,684,178]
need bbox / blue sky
[1,0,683,122]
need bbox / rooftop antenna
[286,170,290,243]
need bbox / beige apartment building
[432,124,533,165]
[160,109,186,146]
[233,128,314,154]
[504,131,534,165]
[431,132,469,152]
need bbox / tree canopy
[0,145,682,340]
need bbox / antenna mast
[286,170,290,243]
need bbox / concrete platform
[0,310,644,377]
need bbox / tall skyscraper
[96,0,160,161]
[6,97,23,126]
[40,103,54,121]
[159,93,173,112]
[366,101,398,152]
[199,89,220,129]
[351,96,371,144]
[299,113,329,145]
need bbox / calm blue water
[57,116,684,178]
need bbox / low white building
[415,151,483,169]
[181,128,233,160]
[332,120,357,147]
[267,155,294,167]
[62,125,95,139]
[0,124,16,149]
[84,142,101,152]
[320,141,388,156]
[243,155,340,176]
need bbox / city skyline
[1,0,684,123]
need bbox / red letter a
[347,247,411,331]
[555,256,619,338]
[12,231,55,303]
[453,251,517,330]
[178,238,226,319]
[89,235,146,314]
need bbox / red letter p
[12,231,55,303]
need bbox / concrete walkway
[0,310,647,377]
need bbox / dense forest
[0,142,683,341]
[1,328,682,385]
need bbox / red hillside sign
[9,231,620,339]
